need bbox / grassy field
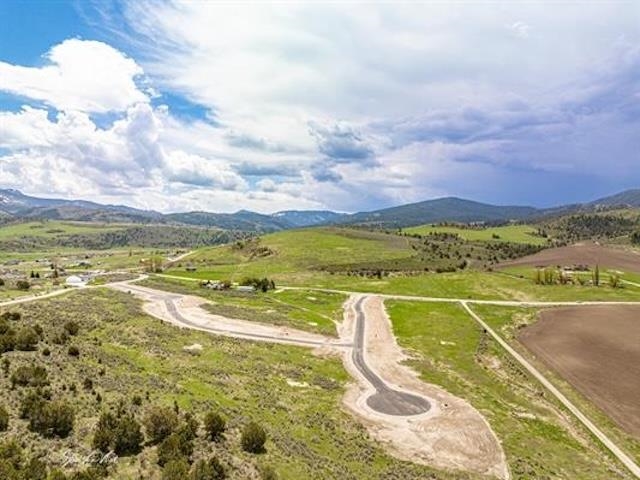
[0,289,467,480]
[165,267,640,303]
[403,224,547,245]
[472,304,640,464]
[171,227,414,279]
[164,226,640,302]
[0,220,127,239]
[386,300,634,479]
[140,276,345,336]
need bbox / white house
[236,285,256,293]
[65,275,87,287]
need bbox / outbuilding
[65,275,87,287]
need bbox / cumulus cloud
[309,122,376,164]
[1,3,639,211]
[310,163,343,183]
[0,39,149,112]
[165,150,246,190]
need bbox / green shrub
[92,412,116,453]
[19,391,45,419]
[0,439,23,474]
[157,432,193,467]
[47,469,68,480]
[203,411,225,441]
[15,280,30,291]
[67,346,80,357]
[93,411,143,456]
[162,459,190,480]
[114,414,144,456]
[22,457,47,480]
[190,457,226,480]
[11,365,49,388]
[14,327,39,351]
[241,422,266,453]
[63,321,80,336]
[179,412,199,441]
[143,405,179,444]
[28,400,75,438]
[260,465,279,480]
[0,312,20,322]
[0,330,15,354]
[0,405,8,432]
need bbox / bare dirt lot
[499,242,640,273]
[519,305,640,438]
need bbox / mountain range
[1,188,640,232]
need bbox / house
[65,275,87,287]
[236,285,256,293]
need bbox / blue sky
[0,1,639,213]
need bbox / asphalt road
[352,297,431,416]
[163,297,348,347]
[118,283,351,348]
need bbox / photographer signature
[60,450,118,468]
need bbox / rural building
[65,275,87,287]
[236,285,256,293]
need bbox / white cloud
[165,150,246,191]
[509,21,531,39]
[0,39,148,112]
[1,4,639,212]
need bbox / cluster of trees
[533,265,621,288]
[25,397,75,438]
[0,311,81,356]
[240,277,276,292]
[0,396,269,479]
[89,404,267,480]
[231,237,275,260]
[552,214,637,242]
[0,312,42,354]
[0,226,240,252]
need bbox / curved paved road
[352,297,431,416]
[163,296,348,348]
[117,283,351,348]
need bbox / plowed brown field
[499,242,640,273]
[519,305,640,437]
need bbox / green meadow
[403,224,548,245]
[386,300,635,480]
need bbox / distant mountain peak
[591,189,640,207]
[1,187,639,232]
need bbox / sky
[0,1,639,214]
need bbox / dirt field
[519,305,640,438]
[499,242,640,273]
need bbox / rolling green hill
[403,224,548,245]
[169,227,414,280]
